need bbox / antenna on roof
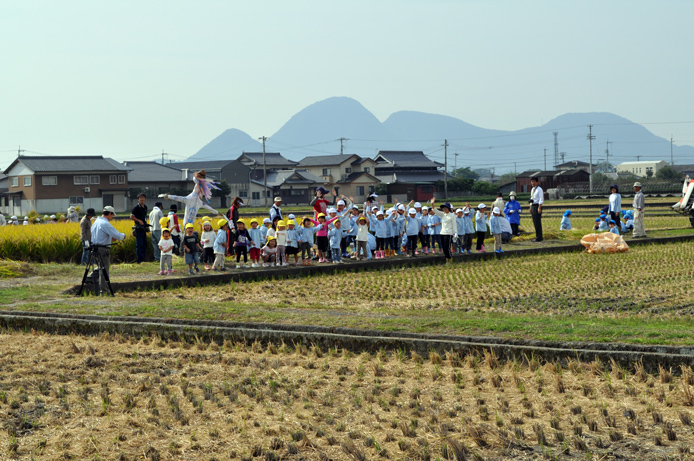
[17,145,25,158]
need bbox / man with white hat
[90,206,126,291]
[632,182,646,238]
[269,197,283,222]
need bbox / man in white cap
[90,206,126,290]
[269,197,283,222]
[632,182,646,238]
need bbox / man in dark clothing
[130,193,149,263]
[529,177,543,242]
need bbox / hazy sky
[2,0,693,166]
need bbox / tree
[646,169,653,178]
[451,167,479,180]
[212,180,231,198]
[656,166,679,180]
[497,172,517,184]
[595,161,615,173]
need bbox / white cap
[337,199,345,206]
[50,214,57,219]
[352,205,359,210]
[372,206,379,211]
[478,203,486,209]
[376,211,384,216]
[102,207,116,216]
[408,208,416,214]
[422,206,428,211]
[493,207,500,214]
[11,216,16,220]
[397,204,405,211]
[328,207,337,214]
[288,213,296,219]
[263,218,271,223]
[414,202,422,208]
[464,209,470,214]
[456,208,464,213]
[23,216,28,219]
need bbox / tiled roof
[296,154,359,167]
[169,160,236,170]
[238,152,297,166]
[374,151,443,168]
[124,161,193,183]
[3,156,129,174]
[264,169,323,187]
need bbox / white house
[616,160,669,178]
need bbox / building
[373,151,445,201]
[2,155,130,216]
[515,169,590,194]
[616,160,669,178]
[295,154,380,202]
[496,179,517,195]
[554,160,594,173]
[258,169,324,206]
[237,152,298,171]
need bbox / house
[295,154,381,202]
[616,160,669,178]
[673,164,694,178]
[169,159,250,204]
[124,161,194,193]
[497,179,517,195]
[515,169,590,194]
[256,169,324,206]
[373,151,445,201]
[2,155,130,216]
[554,160,594,173]
[237,152,297,171]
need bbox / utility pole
[605,140,611,171]
[161,149,168,164]
[671,136,674,165]
[443,139,449,199]
[338,137,349,155]
[259,136,268,207]
[544,148,547,171]
[587,125,595,194]
[514,162,517,174]
[553,132,559,168]
[17,145,25,157]
[454,152,459,174]
[636,155,641,161]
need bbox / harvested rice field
[3,330,694,460]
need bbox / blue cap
[595,218,601,222]
[609,220,616,225]
[563,210,572,216]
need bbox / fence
[556,180,682,199]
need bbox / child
[404,206,421,257]
[158,228,175,275]
[427,207,442,254]
[420,206,430,254]
[598,214,608,231]
[560,210,572,231]
[248,218,263,268]
[309,213,338,263]
[286,220,301,265]
[489,207,503,254]
[200,221,216,270]
[462,206,475,255]
[234,220,250,268]
[168,208,181,255]
[475,204,489,252]
[355,214,370,260]
[369,209,388,259]
[181,223,202,275]
[454,209,465,254]
[609,219,619,235]
[593,218,601,231]
[275,220,288,266]
[621,211,634,233]
[261,236,278,267]
[260,217,272,243]
[329,219,347,263]
[213,219,229,271]
[298,218,318,265]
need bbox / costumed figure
[159,170,226,227]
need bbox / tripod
[77,244,114,296]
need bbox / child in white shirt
[200,221,216,270]
[158,228,175,275]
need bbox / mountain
[186,128,262,161]
[187,98,694,172]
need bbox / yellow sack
[580,232,629,254]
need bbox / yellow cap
[161,228,170,233]
[250,218,259,224]
[202,220,211,226]
[217,219,228,228]
[185,223,194,229]
[159,217,169,228]
[277,220,286,227]
[267,236,276,241]
[317,213,326,218]
[288,220,296,226]
[237,218,246,226]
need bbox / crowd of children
[151,190,645,276]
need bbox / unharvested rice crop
[1,330,693,460]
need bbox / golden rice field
[3,329,694,460]
[0,209,690,263]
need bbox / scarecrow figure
[159,170,226,227]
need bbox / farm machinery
[672,175,694,227]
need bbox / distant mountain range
[188,97,694,173]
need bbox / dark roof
[673,164,694,173]
[124,161,194,183]
[555,160,592,168]
[336,171,379,184]
[554,169,589,177]
[391,172,446,184]
[264,169,323,187]
[238,152,297,167]
[169,160,237,171]
[352,157,375,165]
[296,154,360,167]
[3,156,129,175]
[374,151,443,168]
[516,170,558,178]
[496,179,516,188]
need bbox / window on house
[23,177,32,186]
[252,192,260,200]
[74,175,89,185]
[69,196,84,205]
[42,176,57,186]
[12,196,20,206]
[10,177,18,187]
[90,175,100,184]
[345,168,351,174]
[357,186,365,195]
[239,190,248,198]
[363,167,370,173]
[322,168,331,176]
[368,185,375,194]
[110,175,118,184]
[290,189,303,196]
[118,175,126,184]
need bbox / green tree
[212,180,231,198]
[646,169,654,178]
[451,167,479,180]
[497,172,517,184]
[656,166,679,180]
[595,161,615,173]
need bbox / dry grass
[1,330,694,459]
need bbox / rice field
[2,329,694,460]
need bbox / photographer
[91,206,126,289]
[529,177,543,242]
[130,193,149,263]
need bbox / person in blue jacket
[609,219,620,235]
[504,192,522,236]
[404,207,422,257]
[560,210,572,230]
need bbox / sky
[2,0,694,167]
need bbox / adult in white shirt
[530,177,543,242]
[608,184,622,228]
[149,201,164,262]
